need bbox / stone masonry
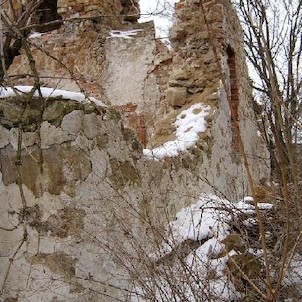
[0,0,270,301]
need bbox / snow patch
[144,103,210,160]
[28,32,43,39]
[170,194,232,244]
[139,194,274,302]
[109,29,144,39]
[0,86,105,106]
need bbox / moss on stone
[109,158,141,188]
[0,97,37,129]
[0,96,105,130]
[121,126,142,152]
[96,133,109,148]
[105,107,121,121]
[43,99,83,126]
[83,102,99,114]
[28,251,77,280]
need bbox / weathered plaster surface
[1,0,270,301]
[0,101,133,301]
[0,92,262,301]
[101,22,162,132]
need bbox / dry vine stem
[236,1,301,299]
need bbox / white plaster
[102,26,159,114]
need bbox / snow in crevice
[144,103,211,160]
[28,32,43,39]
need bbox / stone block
[83,113,99,139]
[84,5,101,12]
[166,87,188,108]
[0,125,9,148]
[57,0,68,7]
[89,0,102,5]
[175,1,186,10]
[41,122,72,148]
[169,79,195,88]
[9,129,37,150]
[57,7,68,15]
[61,110,83,134]
[171,68,189,80]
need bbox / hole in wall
[227,45,240,150]
[33,0,62,33]
[121,0,139,22]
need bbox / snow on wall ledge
[0,86,105,106]
[144,103,211,159]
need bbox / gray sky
[139,0,179,38]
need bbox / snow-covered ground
[130,194,302,301]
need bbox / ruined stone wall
[7,0,141,94]
[0,0,271,301]
[57,0,122,19]
[6,0,139,25]
[57,0,139,22]
[9,22,107,99]
[151,0,270,196]
[7,6,163,145]
[0,96,211,302]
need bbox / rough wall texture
[1,0,270,301]
[0,96,217,302]
[8,17,165,143]
[149,0,269,195]
[7,0,140,25]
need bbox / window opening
[227,46,240,150]
[121,0,139,22]
[34,0,62,33]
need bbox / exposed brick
[116,104,147,147]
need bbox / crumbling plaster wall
[7,9,166,143]
[101,21,168,135]
[0,97,212,302]
[1,0,270,300]
[156,0,270,195]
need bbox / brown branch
[0,226,17,231]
